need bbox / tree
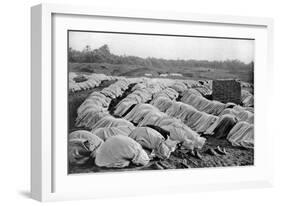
[98,44,110,55]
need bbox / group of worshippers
[69,77,254,169]
[69,126,181,168]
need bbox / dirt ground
[68,82,254,174]
[69,136,254,174]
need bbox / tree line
[68,44,254,72]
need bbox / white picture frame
[31,3,274,202]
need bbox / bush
[69,44,254,77]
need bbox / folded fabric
[151,97,173,113]
[69,73,113,93]
[138,110,168,126]
[76,109,109,129]
[92,126,134,141]
[219,107,254,124]
[68,130,104,164]
[129,127,163,148]
[181,93,226,116]
[114,100,138,117]
[157,100,218,133]
[162,122,206,150]
[91,116,135,130]
[204,114,238,138]
[124,104,156,124]
[241,90,254,107]
[95,135,150,168]
[226,121,254,148]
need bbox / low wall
[212,80,241,104]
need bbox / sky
[69,31,254,63]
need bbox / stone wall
[212,80,241,104]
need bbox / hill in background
[69,44,254,83]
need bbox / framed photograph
[31,3,274,201]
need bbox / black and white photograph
[68,30,254,174]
